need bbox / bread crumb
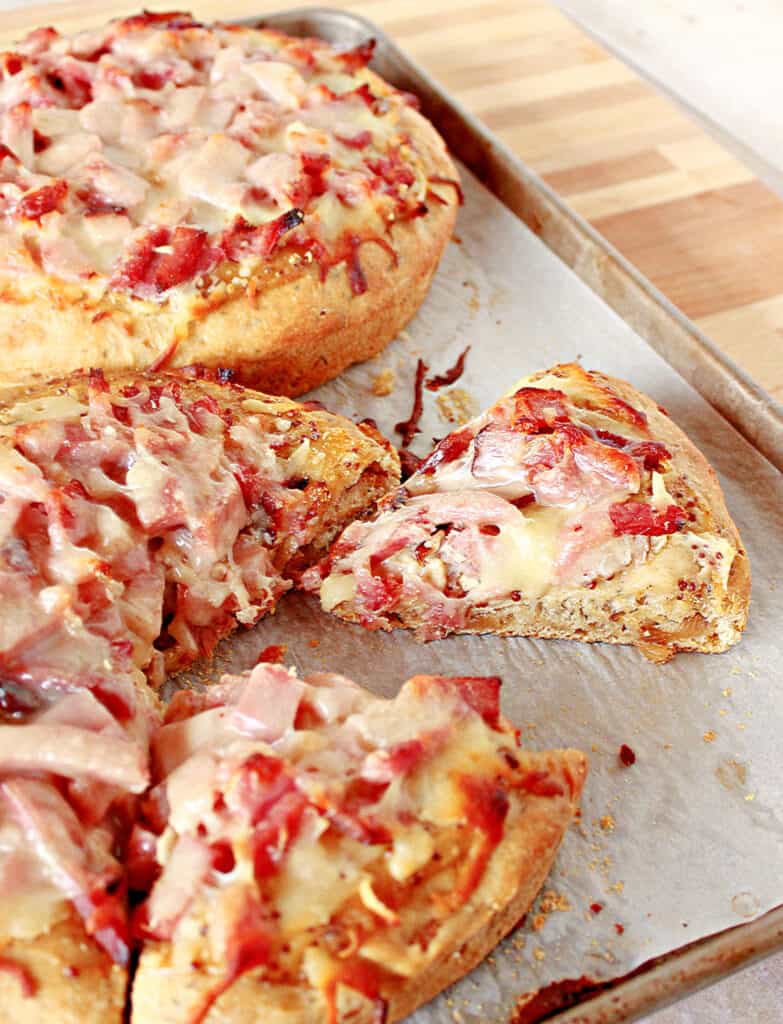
[532,948,546,962]
[308,638,320,648]
[703,730,717,742]
[436,387,477,425]
[371,368,395,397]
[599,815,615,832]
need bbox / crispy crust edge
[0,103,458,397]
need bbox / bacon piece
[230,664,304,742]
[16,179,67,221]
[395,358,428,449]
[152,226,216,293]
[337,39,376,72]
[517,769,564,797]
[418,426,473,475]
[452,775,509,905]
[113,225,220,296]
[336,129,373,150]
[446,675,502,729]
[361,735,438,783]
[220,207,304,262]
[609,501,686,537]
[426,346,470,391]
[367,153,415,191]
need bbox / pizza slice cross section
[306,364,750,662]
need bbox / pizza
[0,12,459,394]
[305,363,750,661]
[0,369,399,1020]
[130,664,586,1024]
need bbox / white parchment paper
[186,167,783,1021]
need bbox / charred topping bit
[257,644,287,664]
[394,358,428,449]
[425,345,471,391]
[618,744,636,767]
[398,449,423,481]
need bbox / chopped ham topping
[134,665,572,1014]
[0,17,440,298]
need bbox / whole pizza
[0,12,460,393]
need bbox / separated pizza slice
[305,363,750,661]
[130,665,586,1024]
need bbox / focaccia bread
[0,368,399,1018]
[305,363,750,661]
[130,665,586,1023]
[0,12,459,394]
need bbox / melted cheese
[0,17,436,297]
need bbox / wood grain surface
[1,0,781,401]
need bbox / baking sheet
[183,165,783,1021]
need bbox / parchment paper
[186,166,783,1021]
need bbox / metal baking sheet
[220,9,783,1022]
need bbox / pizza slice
[0,368,399,1017]
[130,664,586,1023]
[305,363,750,661]
[0,368,399,683]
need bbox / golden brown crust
[0,103,458,397]
[130,750,586,1024]
[0,912,126,1024]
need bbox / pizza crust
[129,749,586,1024]
[0,912,126,1024]
[0,88,458,396]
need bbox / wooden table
[0,4,780,1021]
[2,0,782,402]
